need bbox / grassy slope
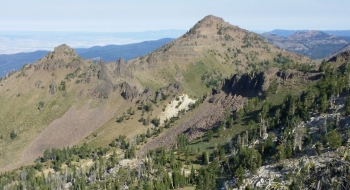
[0,69,78,166]
[0,16,314,170]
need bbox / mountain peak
[44,44,78,60]
[35,44,81,71]
[200,15,225,23]
[192,15,226,29]
[185,15,239,37]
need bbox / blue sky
[1,0,349,32]
[1,0,349,54]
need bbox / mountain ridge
[266,29,350,37]
[0,38,174,77]
[0,15,311,173]
[2,15,350,190]
[261,30,350,59]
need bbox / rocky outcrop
[49,80,57,95]
[136,83,182,104]
[34,44,82,71]
[222,72,268,98]
[97,63,108,81]
[93,80,115,99]
[118,82,139,101]
[137,87,154,103]
[154,83,182,102]
[276,69,302,80]
[115,58,126,75]
[44,44,78,59]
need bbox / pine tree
[217,126,223,138]
[319,93,328,113]
[275,144,286,161]
[189,165,195,185]
[235,166,245,187]
[146,128,151,138]
[207,130,213,141]
[170,151,176,169]
[201,151,209,165]
[328,129,342,149]
[346,96,350,115]
[319,59,327,72]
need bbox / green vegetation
[1,56,346,189]
[1,16,350,190]
[38,101,45,110]
[201,69,223,88]
[10,130,17,140]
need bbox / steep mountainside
[0,15,311,174]
[261,30,350,59]
[326,43,350,60]
[4,15,350,190]
[327,50,350,63]
[127,15,310,95]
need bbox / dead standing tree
[293,123,306,151]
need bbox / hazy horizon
[1,0,349,54]
[0,30,186,55]
[2,28,350,55]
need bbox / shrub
[127,107,135,115]
[10,130,17,139]
[151,118,160,127]
[143,102,153,112]
[116,116,124,123]
[38,101,45,110]
[59,81,66,91]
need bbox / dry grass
[0,15,314,173]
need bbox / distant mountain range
[260,30,350,59]
[75,38,173,61]
[0,38,174,76]
[265,29,350,37]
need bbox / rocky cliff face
[222,72,268,98]
[118,82,139,101]
[221,68,309,98]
